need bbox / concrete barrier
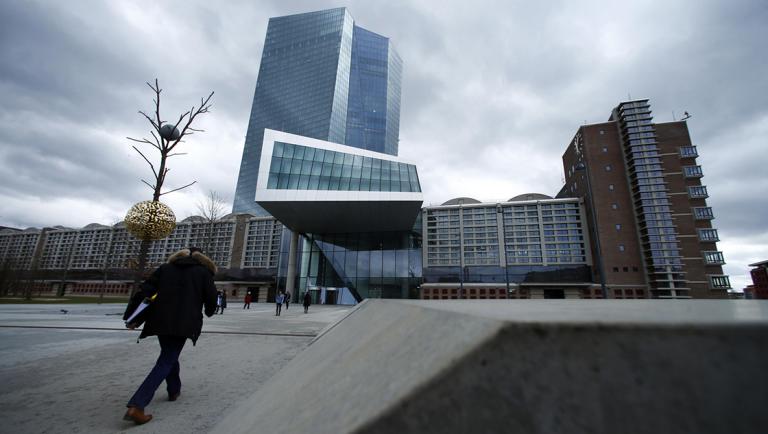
[213,300,768,434]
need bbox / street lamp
[575,162,608,299]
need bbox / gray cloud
[0,0,766,289]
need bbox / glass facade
[297,230,422,302]
[345,26,401,156]
[267,142,420,192]
[233,8,403,214]
[614,100,686,296]
[423,265,591,286]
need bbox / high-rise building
[233,8,402,215]
[561,99,730,298]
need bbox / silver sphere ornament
[159,124,181,141]
[124,200,177,241]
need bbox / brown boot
[123,407,153,425]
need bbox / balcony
[698,228,720,242]
[694,207,715,220]
[708,275,731,290]
[684,165,703,178]
[679,146,698,158]
[703,251,726,265]
[688,185,709,199]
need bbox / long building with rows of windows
[0,214,283,302]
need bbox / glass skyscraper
[233,8,402,215]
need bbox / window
[615,224,621,231]
[698,228,719,242]
[633,266,639,272]
[709,275,731,290]
[608,184,615,191]
[703,251,725,265]
[623,267,629,272]
[599,130,605,135]
[694,207,715,220]
[611,203,618,210]
[679,146,698,158]
[618,244,625,252]
[605,165,612,172]
[602,146,608,153]
[688,185,708,198]
[684,165,703,178]
[613,267,619,272]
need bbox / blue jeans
[127,335,186,409]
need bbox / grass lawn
[0,296,129,304]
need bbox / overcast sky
[0,0,765,290]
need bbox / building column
[285,230,300,299]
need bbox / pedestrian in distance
[275,291,285,316]
[284,291,291,310]
[219,289,227,315]
[215,290,223,314]
[122,247,217,425]
[303,291,311,314]
[243,290,252,309]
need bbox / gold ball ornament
[124,200,177,241]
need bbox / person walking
[215,290,223,314]
[303,291,311,314]
[243,290,252,309]
[122,247,217,425]
[219,290,227,315]
[284,291,291,310]
[275,291,285,316]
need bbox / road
[0,302,352,433]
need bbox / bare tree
[196,190,227,256]
[127,79,214,294]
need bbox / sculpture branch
[138,111,159,130]
[131,146,158,180]
[168,91,214,151]
[126,137,155,146]
[148,131,162,150]
[160,181,197,196]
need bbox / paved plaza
[0,301,352,433]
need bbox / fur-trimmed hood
[167,249,217,275]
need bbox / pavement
[4,299,768,434]
[0,301,352,434]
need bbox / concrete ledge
[213,300,768,434]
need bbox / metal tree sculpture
[127,79,214,293]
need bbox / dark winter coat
[303,292,311,307]
[124,249,218,344]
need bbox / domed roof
[217,213,240,221]
[441,197,482,206]
[181,216,206,223]
[508,193,553,202]
[83,223,110,229]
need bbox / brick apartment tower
[561,99,730,299]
